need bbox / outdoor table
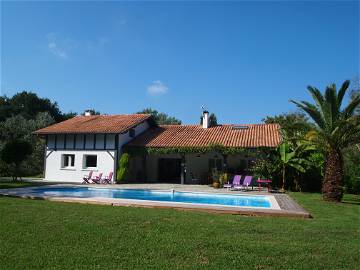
[257,179,272,192]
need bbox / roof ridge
[75,113,152,117]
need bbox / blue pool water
[26,187,272,208]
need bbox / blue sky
[1,1,359,124]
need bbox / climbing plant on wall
[116,153,130,183]
[123,143,270,158]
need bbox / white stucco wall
[43,120,150,183]
[44,149,115,182]
[118,121,149,150]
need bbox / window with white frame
[61,154,75,168]
[83,155,97,169]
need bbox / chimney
[84,110,93,116]
[202,110,209,129]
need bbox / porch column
[222,154,228,172]
[180,153,186,184]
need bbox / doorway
[158,158,182,183]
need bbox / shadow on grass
[0,181,50,190]
[342,194,360,205]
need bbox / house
[34,111,281,183]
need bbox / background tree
[137,108,181,125]
[0,112,55,178]
[81,109,100,115]
[291,80,360,202]
[349,76,359,115]
[343,145,360,194]
[200,113,218,127]
[0,91,73,179]
[1,140,33,180]
[263,112,314,144]
[0,91,70,122]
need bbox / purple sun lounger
[224,175,241,189]
[239,175,253,191]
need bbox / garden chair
[224,175,241,189]
[240,175,253,191]
[82,171,93,184]
[102,172,113,184]
[91,173,103,184]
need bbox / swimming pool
[17,186,276,209]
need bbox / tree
[263,112,314,144]
[343,145,360,194]
[1,140,33,180]
[276,142,309,192]
[350,76,360,115]
[0,112,55,177]
[291,80,360,202]
[0,91,74,122]
[137,108,181,125]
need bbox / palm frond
[288,162,306,173]
[337,80,350,108]
[342,94,360,119]
[290,100,326,129]
[307,86,324,109]
[324,84,339,129]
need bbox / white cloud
[147,80,169,96]
[46,33,76,60]
[48,41,68,59]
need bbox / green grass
[0,184,359,269]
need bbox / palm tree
[291,80,360,202]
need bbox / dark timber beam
[93,134,96,149]
[73,134,76,149]
[83,134,86,150]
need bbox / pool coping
[0,184,311,218]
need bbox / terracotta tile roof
[127,124,281,148]
[34,114,152,134]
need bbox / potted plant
[212,169,220,188]
[218,172,229,188]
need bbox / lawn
[0,182,359,269]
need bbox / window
[84,155,97,168]
[129,128,135,138]
[62,154,75,168]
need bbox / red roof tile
[34,114,152,134]
[127,124,281,148]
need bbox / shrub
[116,153,130,183]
